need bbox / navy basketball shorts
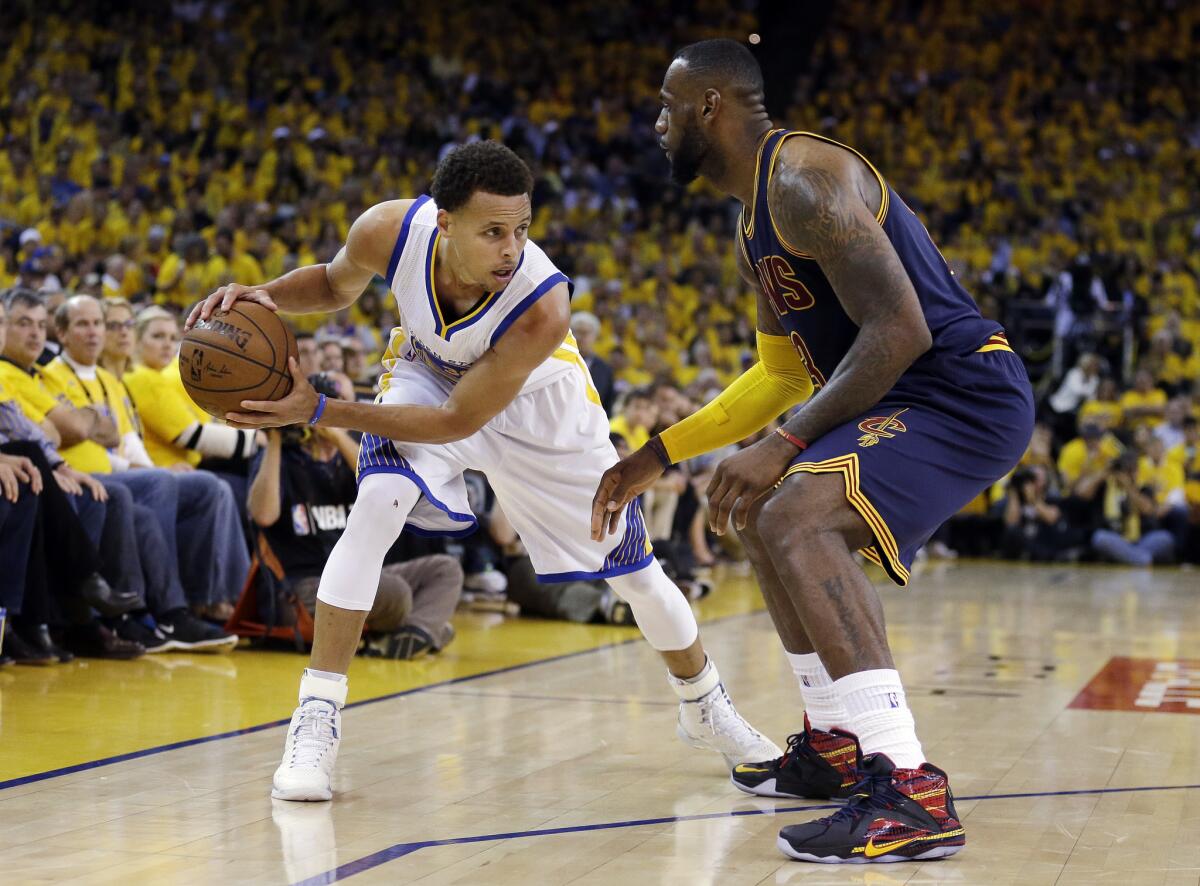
[780,344,1034,585]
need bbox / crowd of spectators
[0,0,1197,665]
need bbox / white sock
[785,651,849,732]
[668,656,720,701]
[834,669,924,769]
[300,668,348,708]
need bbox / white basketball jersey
[378,195,579,395]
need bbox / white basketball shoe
[671,659,782,769]
[271,671,347,801]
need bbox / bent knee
[758,472,874,552]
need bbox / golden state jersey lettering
[380,195,574,394]
[407,333,471,382]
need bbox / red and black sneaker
[777,753,966,863]
[730,715,861,800]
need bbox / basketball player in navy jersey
[593,40,1034,863]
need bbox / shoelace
[288,704,338,767]
[698,687,766,743]
[777,730,809,767]
[824,770,904,826]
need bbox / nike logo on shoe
[159,624,175,635]
[863,835,921,858]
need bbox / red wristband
[775,427,808,451]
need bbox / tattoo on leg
[820,574,864,647]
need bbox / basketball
[179,301,298,418]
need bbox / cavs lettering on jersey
[739,130,1006,393]
[378,195,575,395]
[743,130,1033,590]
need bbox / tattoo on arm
[768,154,931,443]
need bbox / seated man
[1,289,237,651]
[1090,450,1177,566]
[47,295,247,645]
[247,375,462,659]
[0,296,143,660]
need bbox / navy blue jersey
[739,129,1003,391]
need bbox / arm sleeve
[178,421,260,459]
[658,331,814,464]
[120,429,155,468]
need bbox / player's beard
[667,120,709,186]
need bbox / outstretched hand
[590,444,666,540]
[225,358,321,429]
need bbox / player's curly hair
[430,141,533,212]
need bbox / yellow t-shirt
[39,358,133,473]
[1119,389,1167,430]
[0,359,64,423]
[1057,434,1123,485]
[609,415,650,450]
[122,362,208,467]
[1076,398,1122,432]
[1180,444,1200,506]
[1137,457,1186,506]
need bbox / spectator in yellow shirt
[1171,416,1200,512]
[609,388,656,451]
[155,235,212,310]
[1075,377,1123,433]
[119,306,259,471]
[1058,422,1123,497]
[1120,368,1167,431]
[44,295,246,639]
[0,290,116,487]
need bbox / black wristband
[647,435,673,469]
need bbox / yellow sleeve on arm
[658,332,814,463]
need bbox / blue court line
[294,781,1200,886]
[0,609,764,793]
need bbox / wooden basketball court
[2,561,1198,884]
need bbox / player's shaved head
[657,39,770,187]
[670,39,765,102]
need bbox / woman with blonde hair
[118,304,257,623]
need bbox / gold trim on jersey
[779,452,910,586]
[740,128,786,242]
[976,333,1014,354]
[736,231,754,274]
[427,232,501,338]
[550,330,601,406]
[765,131,891,261]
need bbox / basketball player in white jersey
[188,141,779,801]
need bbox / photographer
[247,374,463,659]
[1001,465,1083,561]
[1090,450,1176,566]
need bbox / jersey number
[789,332,827,390]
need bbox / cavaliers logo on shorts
[857,408,909,448]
